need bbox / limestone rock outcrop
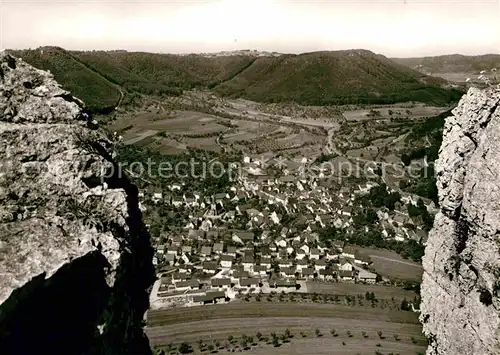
[0,53,155,354]
[420,87,500,354]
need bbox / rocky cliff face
[420,87,500,354]
[0,53,155,354]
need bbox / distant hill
[392,54,500,74]
[10,47,464,111]
[197,49,284,58]
[214,50,463,105]
[71,50,256,93]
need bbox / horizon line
[7,45,500,59]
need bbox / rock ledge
[0,53,154,354]
[420,87,500,354]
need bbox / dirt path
[369,255,423,268]
[390,132,409,145]
[216,126,232,152]
[123,129,158,145]
[67,51,125,110]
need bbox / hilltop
[197,49,284,58]
[214,50,463,105]
[10,47,464,112]
[392,54,500,74]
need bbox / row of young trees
[157,327,419,354]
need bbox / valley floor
[147,303,426,354]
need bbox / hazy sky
[1,0,499,57]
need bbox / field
[356,247,423,281]
[108,93,328,158]
[148,317,426,354]
[305,282,418,300]
[342,104,448,122]
[147,303,426,354]
[245,337,425,355]
[110,110,230,152]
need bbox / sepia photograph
[0,1,499,354]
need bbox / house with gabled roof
[200,245,212,258]
[232,269,249,280]
[275,238,287,248]
[251,214,266,228]
[171,235,184,247]
[258,244,270,255]
[296,249,307,260]
[156,245,165,254]
[214,192,229,202]
[184,196,198,208]
[278,175,296,185]
[236,204,253,215]
[310,248,321,260]
[254,264,268,276]
[203,261,218,274]
[256,175,275,186]
[314,259,327,271]
[188,229,204,240]
[172,197,184,207]
[342,206,353,217]
[167,246,178,256]
[301,267,315,279]
[357,269,377,284]
[278,258,292,268]
[235,190,249,200]
[192,294,214,305]
[206,290,227,303]
[306,234,319,244]
[226,246,238,257]
[175,279,200,291]
[260,256,272,269]
[295,259,309,272]
[220,254,234,269]
[318,268,336,281]
[233,231,254,244]
[246,208,261,217]
[300,244,310,255]
[172,272,189,283]
[326,247,340,260]
[242,254,255,272]
[178,264,194,274]
[239,278,260,288]
[211,278,232,289]
[339,270,355,282]
[213,242,224,254]
[182,245,192,254]
[164,253,175,266]
[280,267,296,278]
[152,192,163,203]
[338,258,353,271]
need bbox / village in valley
[108,91,441,353]
[142,152,430,311]
[4,2,500,352]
